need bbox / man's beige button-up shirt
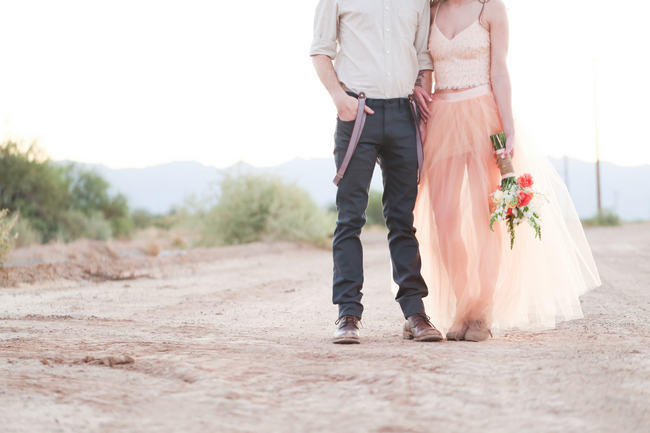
[310,0,433,99]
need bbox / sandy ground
[1,223,649,433]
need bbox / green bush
[0,142,72,241]
[0,141,133,242]
[328,190,385,227]
[83,213,114,241]
[58,210,113,242]
[366,190,386,226]
[66,168,132,238]
[582,209,621,227]
[0,209,17,266]
[201,174,333,246]
[11,216,42,248]
[132,209,155,229]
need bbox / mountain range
[76,157,650,221]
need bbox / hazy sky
[1,0,648,169]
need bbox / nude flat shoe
[446,322,469,341]
[464,320,492,342]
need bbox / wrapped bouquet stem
[492,132,516,187]
[489,132,544,249]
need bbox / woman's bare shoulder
[484,0,507,19]
[483,0,508,26]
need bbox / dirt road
[1,224,649,433]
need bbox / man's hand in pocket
[334,93,375,121]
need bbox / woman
[414,0,601,341]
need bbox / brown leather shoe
[333,315,360,344]
[464,319,492,342]
[403,314,443,342]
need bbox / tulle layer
[413,90,601,333]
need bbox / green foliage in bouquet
[488,134,543,249]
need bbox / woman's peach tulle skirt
[412,88,601,333]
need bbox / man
[310,0,443,344]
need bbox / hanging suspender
[333,93,367,185]
[408,95,424,184]
[333,92,424,186]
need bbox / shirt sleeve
[309,0,339,59]
[414,0,434,70]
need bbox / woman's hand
[505,131,515,158]
[412,86,432,122]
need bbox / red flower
[518,173,533,188]
[506,208,514,217]
[518,192,533,207]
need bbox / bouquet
[488,132,543,249]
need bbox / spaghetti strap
[478,0,488,25]
[433,3,441,26]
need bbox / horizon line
[53,155,650,172]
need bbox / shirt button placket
[384,0,392,98]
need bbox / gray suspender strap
[333,92,367,186]
[408,94,424,183]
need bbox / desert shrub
[0,142,72,241]
[142,240,161,257]
[582,209,621,227]
[11,216,42,248]
[0,209,17,266]
[171,235,187,250]
[201,174,333,246]
[58,210,89,241]
[58,210,113,242]
[66,168,132,238]
[327,190,385,227]
[132,209,155,229]
[0,141,133,242]
[366,190,386,226]
[82,213,114,241]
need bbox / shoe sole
[332,337,360,344]
[464,331,492,342]
[464,335,489,342]
[403,331,443,342]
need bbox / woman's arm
[487,0,515,156]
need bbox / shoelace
[413,313,434,327]
[335,316,360,327]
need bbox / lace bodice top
[429,5,491,90]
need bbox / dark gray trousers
[332,94,428,320]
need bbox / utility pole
[593,58,602,215]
